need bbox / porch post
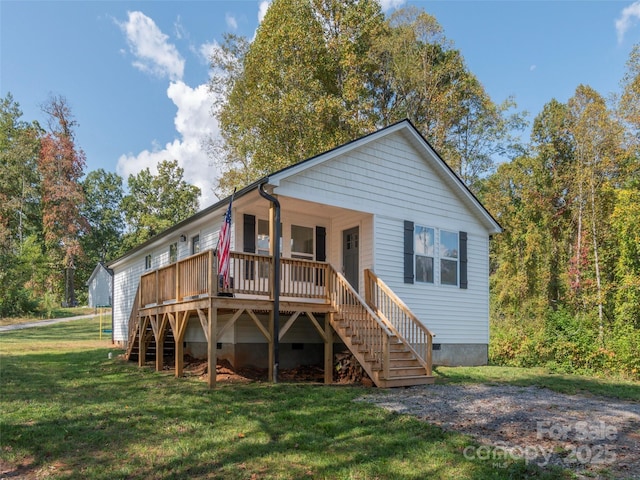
[324,314,334,384]
[208,299,217,388]
[138,316,147,368]
[155,315,164,372]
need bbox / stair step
[389,351,415,360]
[386,366,428,377]
[390,359,422,367]
[378,375,436,388]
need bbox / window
[291,225,313,260]
[169,242,178,263]
[257,220,270,256]
[291,225,314,281]
[414,226,434,283]
[440,230,459,286]
[191,234,200,255]
[145,254,152,270]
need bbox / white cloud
[119,11,185,80]
[378,0,406,11]
[174,15,188,40]
[116,81,221,207]
[226,13,238,30]
[529,64,537,71]
[616,1,640,43]
[197,40,220,67]
[258,1,270,24]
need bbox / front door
[342,226,360,292]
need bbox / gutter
[258,181,280,383]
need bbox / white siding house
[86,262,113,308]
[109,120,501,369]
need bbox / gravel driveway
[357,384,640,479]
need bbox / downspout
[258,181,280,383]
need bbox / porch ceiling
[241,191,362,218]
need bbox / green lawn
[0,306,101,327]
[0,318,591,479]
[434,365,640,401]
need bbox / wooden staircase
[328,267,435,388]
[126,318,176,363]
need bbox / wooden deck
[125,250,435,388]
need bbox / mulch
[154,355,373,386]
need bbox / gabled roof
[266,119,502,234]
[109,119,501,267]
[86,262,113,286]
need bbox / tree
[618,43,640,133]
[210,0,386,194]
[121,160,200,251]
[0,94,44,315]
[38,95,87,306]
[81,169,124,263]
[0,93,41,252]
[210,2,525,194]
[372,7,526,190]
[567,85,624,340]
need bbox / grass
[434,365,640,401]
[0,318,601,479]
[0,306,102,327]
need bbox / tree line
[1,0,637,377]
[0,94,200,315]
[208,0,639,378]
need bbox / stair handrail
[364,269,434,375]
[125,284,141,360]
[327,265,393,374]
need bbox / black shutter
[459,231,468,289]
[315,226,326,261]
[404,220,414,284]
[243,214,256,281]
[243,214,256,253]
[315,226,326,286]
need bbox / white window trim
[439,229,459,287]
[414,225,459,287]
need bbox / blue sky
[2,1,639,207]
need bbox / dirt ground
[357,383,640,480]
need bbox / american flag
[218,192,234,289]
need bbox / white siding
[374,216,489,344]
[111,206,228,343]
[275,131,491,345]
[87,267,111,307]
[112,255,145,342]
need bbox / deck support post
[324,314,333,384]
[153,313,168,372]
[155,317,164,372]
[138,316,148,368]
[208,300,217,388]
[268,310,274,382]
[173,311,189,378]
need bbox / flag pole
[217,188,236,291]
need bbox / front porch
[125,249,435,388]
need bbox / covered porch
[125,249,435,388]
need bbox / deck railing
[364,269,434,375]
[328,265,392,376]
[138,249,330,307]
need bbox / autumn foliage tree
[38,95,87,306]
